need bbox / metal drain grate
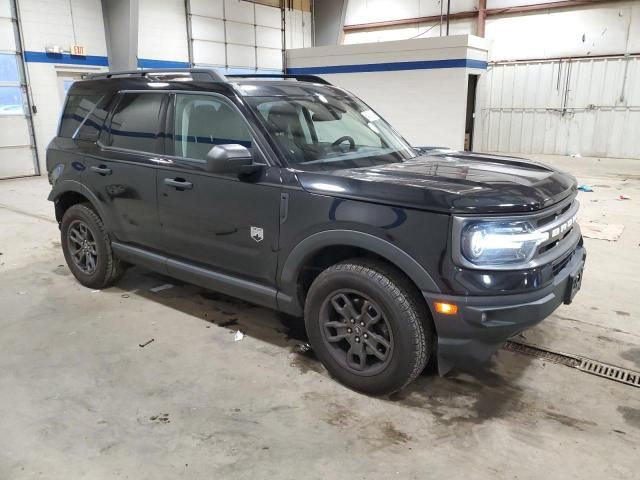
[503,341,581,367]
[578,359,640,388]
[503,340,640,388]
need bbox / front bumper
[423,244,586,375]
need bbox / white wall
[19,0,107,171]
[138,0,189,64]
[344,17,476,44]
[20,0,107,55]
[343,1,640,61]
[326,68,470,148]
[345,0,476,26]
[287,35,488,149]
[485,2,639,61]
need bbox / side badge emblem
[250,226,264,243]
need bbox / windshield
[246,93,417,171]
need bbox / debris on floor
[296,343,313,354]
[616,194,631,200]
[138,338,155,348]
[219,318,238,327]
[581,221,624,241]
[234,330,245,342]
[121,294,130,298]
[150,283,173,293]
[149,413,170,424]
[578,184,594,192]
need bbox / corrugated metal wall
[475,55,640,159]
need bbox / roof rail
[84,68,227,82]
[225,73,331,85]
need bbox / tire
[60,203,125,289]
[304,258,432,395]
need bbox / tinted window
[59,93,111,140]
[173,94,251,160]
[109,93,165,153]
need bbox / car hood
[296,152,577,214]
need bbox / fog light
[434,302,458,315]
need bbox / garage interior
[0,0,639,478]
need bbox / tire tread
[306,258,431,394]
[62,203,124,289]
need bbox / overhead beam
[477,0,487,38]
[343,0,611,33]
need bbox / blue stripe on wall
[24,51,109,66]
[24,51,190,69]
[287,58,487,75]
[137,58,190,68]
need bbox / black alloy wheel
[67,219,99,274]
[304,259,432,395]
[320,290,394,376]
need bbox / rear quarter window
[59,93,111,141]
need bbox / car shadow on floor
[114,266,535,421]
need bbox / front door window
[173,94,252,160]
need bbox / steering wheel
[332,135,356,151]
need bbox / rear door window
[108,93,165,153]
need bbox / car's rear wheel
[61,203,125,289]
[304,259,432,395]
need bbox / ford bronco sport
[47,69,586,395]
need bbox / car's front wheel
[304,259,432,395]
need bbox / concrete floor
[0,154,638,479]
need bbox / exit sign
[70,45,86,56]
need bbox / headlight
[459,220,548,267]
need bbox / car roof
[231,80,348,97]
[68,70,348,98]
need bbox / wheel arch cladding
[278,230,441,315]
[50,181,106,224]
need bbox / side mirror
[205,144,254,174]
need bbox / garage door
[188,0,284,72]
[0,0,37,179]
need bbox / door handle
[90,165,112,175]
[164,178,193,190]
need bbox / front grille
[530,195,579,263]
[552,250,574,276]
[537,225,574,255]
[535,200,574,228]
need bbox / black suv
[47,69,586,394]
